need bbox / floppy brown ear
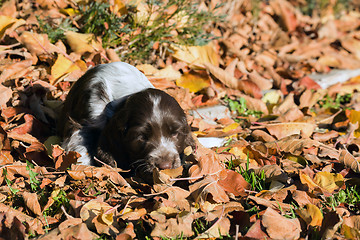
[96,108,129,168]
[184,127,196,150]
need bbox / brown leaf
[251,129,276,142]
[262,207,301,240]
[320,210,343,239]
[0,126,13,164]
[265,122,316,139]
[21,191,42,216]
[245,219,269,239]
[237,93,269,114]
[296,204,323,227]
[339,149,360,173]
[0,59,33,83]
[189,175,230,203]
[217,169,250,196]
[0,84,12,107]
[54,151,80,171]
[19,31,55,56]
[150,211,194,238]
[189,151,223,180]
[38,221,98,240]
[248,71,273,91]
[252,165,289,183]
[80,199,113,231]
[248,196,293,212]
[196,217,230,239]
[0,212,26,240]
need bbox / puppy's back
[59,62,153,137]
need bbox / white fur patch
[63,129,92,165]
[149,95,162,123]
[149,136,178,160]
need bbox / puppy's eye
[168,126,180,136]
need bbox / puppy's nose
[156,161,172,170]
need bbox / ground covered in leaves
[1,0,360,239]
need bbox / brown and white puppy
[59,62,194,179]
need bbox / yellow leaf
[0,16,16,38]
[49,54,85,85]
[223,123,240,132]
[296,204,323,227]
[262,90,282,104]
[228,147,249,160]
[97,208,114,226]
[65,31,102,55]
[136,64,158,75]
[285,154,307,166]
[154,65,181,81]
[349,110,360,124]
[313,171,344,193]
[172,43,219,69]
[184,146,193,156]
[60,8,79,16]
[317,55,341,67]
[299,172,318,191]
[176,72,210,92]
[51,54,74,80]
[349,75,360,83]
[112,0,127,15]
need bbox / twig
[61,205,74,219]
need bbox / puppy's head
[100,88,194,175]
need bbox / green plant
[225,97,263,118]
[3,168,19,195]
[80,0,222,61]
[326,186,360,211]
[238,154,266,192]
[26,161,40,192]
[317,93,352,110]
[37,17,78,43]
[300,0,351,17]
[79,1,129,48]
[43,189,70,217]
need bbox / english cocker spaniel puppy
[59,62,195,179]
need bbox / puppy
[59,62,195,179]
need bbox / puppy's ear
[184,127,196,149]
[113,110,129,135]
[96,107,129,167]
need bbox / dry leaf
[65,31,102,54]
[339,150,360,173]
[262,207,301,240]
[296,204,323,227]
[265,122,316,139]
[172,43,218,68]
[176,71,210,93]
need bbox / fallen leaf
[80,199,114,231]
[296,204,323,227]
[150,211,194,238]
[0,212,26,240]
[176,71,210,93]
[265,122,316,139]
[65,31,102,55]
[217,169,250,196]
[172,43,218,69]
[339,149,360,173]
[313,171,344,193]
[19,31,55,56]
[0,15,17,38]
[262,207,301,240]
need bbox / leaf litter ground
[1,0,360,239]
